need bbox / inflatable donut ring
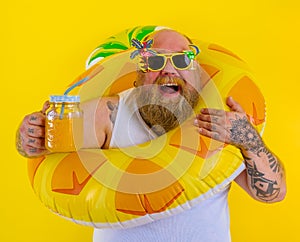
[27,26,266,229]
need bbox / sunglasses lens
[172,54,191,69]
[145,53,192,71]
[148,56,165,70]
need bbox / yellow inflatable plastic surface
[27,26,266,228]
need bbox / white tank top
[109,88,158,148]
[94,88,244,242]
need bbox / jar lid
[50,95,80,103]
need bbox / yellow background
[1,0,299,241]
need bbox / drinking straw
[63,77,89,96]
[58,62,105,119]
[59,77,89,119]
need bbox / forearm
[194,97,286,202]
[240,138,286,203]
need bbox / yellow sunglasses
[141,52,194,72]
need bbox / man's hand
[16,101,50,158]
[194,96,263,151]
[194,96,287,202]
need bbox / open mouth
[159,83,181,95]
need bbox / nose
[160,59,179,77]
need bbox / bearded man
[16,29,286,242]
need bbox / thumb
[226,96,244,113]
[41,101,50,114]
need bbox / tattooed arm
[80,96,119,149]
[16,96,119,158]
[194,96,286,203]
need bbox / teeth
[161,83,178,86]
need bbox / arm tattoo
[229,116,263,152]
[245,159,280,201]
[257,147,281,173]
[231,116,283,200]
[107,101,118,125]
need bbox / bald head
[150,29,191,52]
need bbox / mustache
[155,75,185,86]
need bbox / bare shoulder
[94,96,120,126]
[81,95,120,149]
[97,96,119,148]
[81,96,119,119]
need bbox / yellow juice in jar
[46,117,83,152]
[45,95,83,152]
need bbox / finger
[18,131,46,155]
[226,96,244,113]
[23,145,48,157]
[197,127,222,142]
[26,124,45,138]
[200,108,225,116]
[196,113,225,125]
[196,113,211,122]
[195,119,221,132]
[25,136,45,149]
[41,101,50,115]
[26,113,46,126]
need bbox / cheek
[179,70,201,91]
[179,67,201,91]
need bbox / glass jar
[45,95,83,152]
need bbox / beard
[135,75,200,136]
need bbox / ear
[135,71,144,87]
